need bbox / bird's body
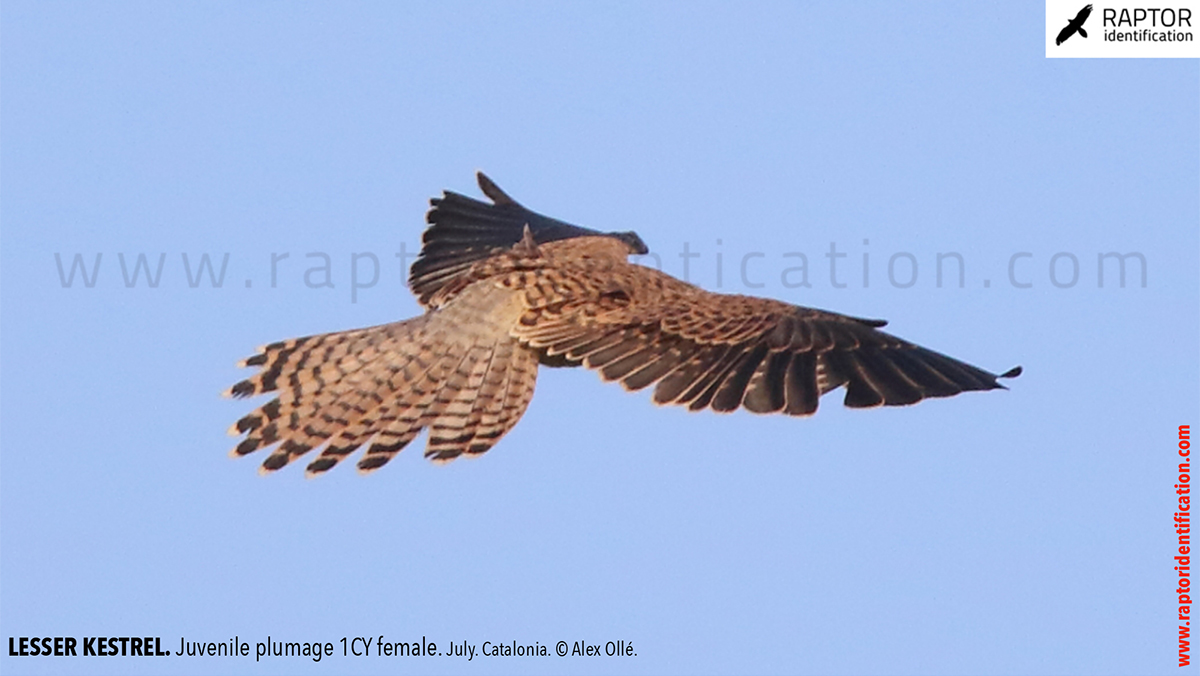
[227,173,1020,476]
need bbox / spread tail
[225,313,538,476]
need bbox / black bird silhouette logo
[1056,4,1093,45]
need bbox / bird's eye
[600,289,631,305]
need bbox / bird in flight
[1056,4,1093,45]
[226,173,1021,477]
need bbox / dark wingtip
[476,171,518,206]
[853,316,888,328]
[999,366,1023,379]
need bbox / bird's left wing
[410,172,646,308]
[507,255,1020,416]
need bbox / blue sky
[1,2,1196,675]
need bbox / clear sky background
[2,3,1197,675]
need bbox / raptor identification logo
[1046,0,1200,56]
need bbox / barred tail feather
[226,313,538,476]
[425,339,538,463]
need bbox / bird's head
[610,230,649,255]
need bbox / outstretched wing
[410,172,647,308]
[507,252,1020,416]
[1074,4,1093,24]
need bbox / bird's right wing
[508,263,1020,416]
